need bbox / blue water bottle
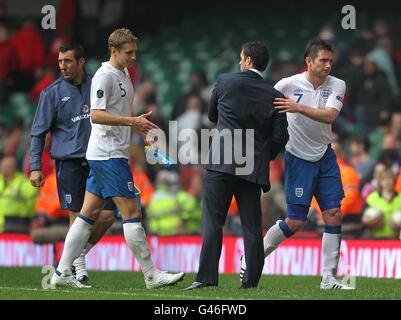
[145,146,174,169]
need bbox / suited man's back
[206,69,288,190]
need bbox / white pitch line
[0,286,243,300]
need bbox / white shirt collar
[103,62,129,78]
[248,68,264,78]
[303,71,329,90]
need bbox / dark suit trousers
[196,169,265,288]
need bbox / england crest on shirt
[319,87,332,107]
[127,182,134,192]
[295,188,303,198]
[65,194,72,204]
[321,87,332,100]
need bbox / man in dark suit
[186,42,289,290]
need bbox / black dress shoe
[184,281,214,290]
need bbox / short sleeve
[274,78,289,96]
[91,73,113,110]
[326,79,346,112]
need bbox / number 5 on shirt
[119,83,126,97]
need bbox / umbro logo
[61,96,70,102]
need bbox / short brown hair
[108,28,138,50]
[304,38,333,61]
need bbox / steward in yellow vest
[0,156,38,232]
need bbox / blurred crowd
[0,1,401,242]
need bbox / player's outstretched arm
[274,97,339,124]
[91,109,159,145]
[91,109,135,126]
[91,109,156,128]
[131,111,161,145]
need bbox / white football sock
[123,222,155,279]
[57,216,93,275]
[322,232,341,281]
[73,243,94,280]
[263,221,288,257]
[243,221,288,270]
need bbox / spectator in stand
[0,1,6,25]
[171,71,208,120]
[361,162,387,207]
[377,149,401,177]
[395,166,401,193]
[144,102,167,133]
[56,0,78,39]
[29,66,57,104]
[10,21,45,91]
[363,169,401,239]
[30,167,69,244]
[0,155,38,233]
[389,112,401,141]
[368,112,391,161]
[175,94,206,199]
[175,95,204,166]
[132,80,156,116]
[0,23,18,103]
[393,30,401,95]
[351,59,392,133]
[146,170,201,235]
[4,118,28,166]
[347,48,365,124]
[367,24,400,98]
[0,121,6,157]
[127,65,141,86]
[349,135,375,184]
[381,133,399,151]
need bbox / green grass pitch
[1,267,401,300]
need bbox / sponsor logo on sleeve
[71,105,91,122]
[97,90,104,98]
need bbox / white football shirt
[86,62,135,160]
[274,72,346,162]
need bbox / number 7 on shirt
[294,92,303,103]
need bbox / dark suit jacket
[205,69,289,192]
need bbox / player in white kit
[51,28,184,289]
[241,38,354,290]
